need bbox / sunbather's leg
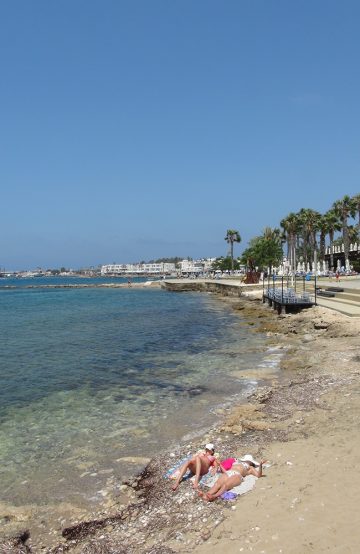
[192,456,204,489]
[171,458,196,491]
[201,474,242,502]
[203,473,228,497]
[206,474,242,501]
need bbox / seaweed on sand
[0,530,30,554]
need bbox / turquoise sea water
[0,278,282,537]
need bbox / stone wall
[161,280,263,297]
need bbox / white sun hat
[205,443,215,452]
[240,454,259,466]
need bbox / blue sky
[1,1,359,270]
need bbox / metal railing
[263,274,317,305]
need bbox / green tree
[280,212,301,272]
[298,208,322,264]
[334,225,358,245]
[333,195,356,264]
[212,256,240,271]
[318,213,335,263]
[322,209,341,270]
[352,193,360,240]
[240,228,283,271]
[224,229,241,271]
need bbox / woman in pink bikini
[199,454,266,501]
[171,443,220,491]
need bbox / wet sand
[2,289,360,553]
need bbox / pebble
[201,530,211,541]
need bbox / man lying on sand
[199,454,267,501]
[171,443,222,491]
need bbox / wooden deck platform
[262,293,314,314]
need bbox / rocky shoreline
[2,290,359,554]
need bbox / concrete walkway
[315,296,360,317]
[311,276,360,317]
[314,275,360,289]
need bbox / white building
[179,258,216,274]
[101,263,176,275]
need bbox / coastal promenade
[163,277,360,317]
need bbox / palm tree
[323,209,341,271]
[333,195,356,265]
[280,212,300,272]
[352,193,360,240]
[298,208,322,265]
[225,229,241,271]
[318,215,328,263]
[262,226,282,242]
[348,225,358,243]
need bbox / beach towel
[165,456,192,481]
[221,457,237,471]
[221,491,237,500]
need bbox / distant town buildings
[178,258,216,274]
[100,258,216,276]
[101,262,176,275]
[1,258,218,278]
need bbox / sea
[0,276,282,537]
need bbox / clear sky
[1,1,359,270]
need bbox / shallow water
[0,281,282,537]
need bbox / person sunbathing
[199,454,266,501]
[171,443,220,491]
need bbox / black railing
[263,273,316,309]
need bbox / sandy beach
[2,287,360,554]
[192,299,360,554]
